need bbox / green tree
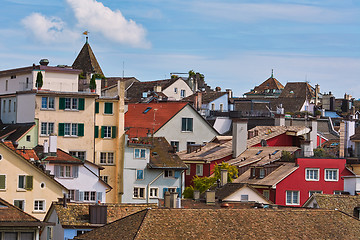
[90,74,96,90]
[193,175,217,193]
[213,162,238,183]
[36,71,43,89]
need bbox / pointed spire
[271,69,274,78]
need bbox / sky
[0,0,359,98]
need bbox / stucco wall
[224,187,270,203]
[162,79,193,100]
[16,93,36,123]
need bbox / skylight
[272,150,280,155]
[256,150,263,155]
[143,107,152,114]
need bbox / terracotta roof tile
[245,77,284,95]
[72,42,103,75]
[0,198,42,225]
[75,208,360,240]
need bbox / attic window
[256,150,263,155]
[272,150,280,155]
[143,107,152,114]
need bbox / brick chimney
[49,134,57,155]
[232,119,248,158]
[274,114,285,126]
[339,121,345,158]
[310,120,318,150]
[205,190,215,205]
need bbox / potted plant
[36,71,43,90]
[90,75,96,92]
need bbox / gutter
[146,171,163,204]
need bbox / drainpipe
[147,171,163,204]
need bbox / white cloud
[66,0,150,48]
[190,2,356,23]
[21,13,79,44]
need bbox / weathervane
[83,31,90,43]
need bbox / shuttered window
[95,102,99,114]
[94,126,99,138]
[78,123,84,137]
[181,118,193,132]
[78,98,85,110]
[104,102,113,114]
[25,175,33,190]
[0,175,5,189]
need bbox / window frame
[134,148,146,159]
[136,169,144,180]
[133,187,145,199]
[64,123,79,137]
[34,200,45,212]
[103,126,112,138]
[286,191,300,205]
[181,118,193,132]
[180,89,185,98]
[18,175,26,190]
[309,190,323,197]
[41,97,55,110]
[69,151,86,160]
[40,122,54,136]
[99,152,115,165]
[164,170,174,178]
[149,187,159,198]
[196,164,203,176]
[305,168,320,181]
[325,169,339,181]
[170,141,179,152]
[14,200,25,211]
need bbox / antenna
[122,61,125,79]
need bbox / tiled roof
[303,194,360,216]
[245,77,284,95]
[215,183,272,203]
[101,77,139,90]
[178,141,232,162]
[126,78,179,102]
[234,162,298,187]
[183,91,227,104]
[72,42,103,75]
[135,137,187,169]
[0,198,42,226]
[0,122,35,142]
[33,146,82,164]
[75,208,360,240]
[51,202,156,228]
[125,102,188,138]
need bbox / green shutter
[59,98,65,110]
[181,118,186,131]
[0,175,5,189]
[58,123,65,136]
[95,126,99,138]
[25,175,33,190]
[112,126,117,138]
[95,102,99,114]
[189,118,193,131]
[78,123,84,136]
[78,98,85,110]
[101,126,105,138]
[104,102,113,114]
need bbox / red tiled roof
[0,198,41,224]
[33,146,82,163]
[3,141,39,161]
[125,102,188,138]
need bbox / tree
[193,175,217,193]
[36,71,43,89]
[90,74,96,90]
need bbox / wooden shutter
[104,102,113,114]
[111,126,116,138]
[72,165,79,178]
[58,123,64,136]
[54,165,60,177]
[75,190,80,201]
[189,118,193,131]
[25,175,33,190]
[94,126,99,138]
[78,98,85,110]
[101,126,105,138]
[95,102,99,114]
[0,175,5,189]
[174,171,180,179]
[59,98,65,110]
[177,188,181,198]
[79,191,84,201]
[181,118,186,131]
[78,123,84,137]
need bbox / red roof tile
[125,102,188,138]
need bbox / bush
[36,71,43,89]
[183,186,194,199]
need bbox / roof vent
[39,59,49,66]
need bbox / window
[171,141,179,152]
[0,175,6,190]
[100,152,114,164]
[55,165,78,178]
[286,191,299,205]
[59,123,84,137]
[5,80,8,91]
[186,164,191,175]
[77,230,90,236]
[101,126,116,138]
[17,175,33,190]
[59,97,84,110]
[220,104,223,112]
[259,169,265,179]
[305,168,319,181]
[187,141,195,146]
[181,118,193,132]
[334,191,342,195]
[174,87,178,93]
[325,169,339,181]
[133,187,145,198]
[263,190,270,200]
[8,100,11,112]
[13,101,16,112]
[309,191,322,197]
[180,89,185,98]
[26,135,31,142]
[26,77,29,89]
[84,192,90,201]
[168,188,177,193]
[196,164,203,176]
[143,107,152,114]
[34,200,45,211]
[100,176,109,183]
[134,149,146,159]
[3,100,5,112]
[164,170,174,178]
[40,122,54,136]
[91,191,96,201]
[241,195,249,201]
[142,92,147,98]
[136,170,144,180]
[104,102,113,114]
[149,188,159,198]
[69,151,86,160]
[41,97,55,109]
[211,103,215,111]
[14,200,24,211]
[68,190,75,201]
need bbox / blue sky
[0,0,359,98]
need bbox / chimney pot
[232,119,248,158]
[205,190,215,205]
[220,169,228,186]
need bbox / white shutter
[96,192,103,203]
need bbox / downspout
[147,171,163,204]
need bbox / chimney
[315,84,320,106]
[89,205,107,224]
[193,190,200,201]
[164,191,171,208]
[43,140,49,154]
[197,91,202,111]
[215,86,221,92]
[310,120,318,150]
[170,192,178,208]
[232,119,248,158]
[39,59,49,66]
[301,140,314,157]
[49,134,57,154]
[205,190,215,205]
[226,89,233,99]
[339,121,345,158]
[274,114,285,126]
[220,169,228,186]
